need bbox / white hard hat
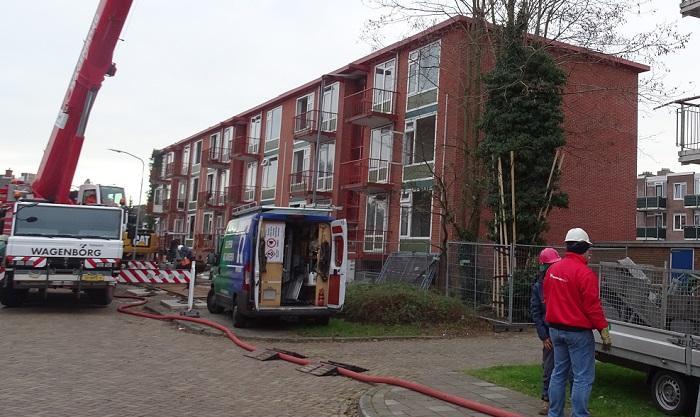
[565,227,592,244]
[177,245,184,251]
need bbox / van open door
[253,218,263,311]
[327,219,347,309]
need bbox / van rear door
[328,219,347,309]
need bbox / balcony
[681,0,700,17]
[289,170,333,197]
[685,194,700,207]
[676,104,700,164]
[345,88,398,129]
[636,196,666,210]
[636,227,666,240]
[226,185,259,206]
[197,191,227,209]
[684,226,700,239]
[204,146,230,168]
[230,136,260,161]
[293,110,337,143]
[195,233,215,251]
[340,158,394,194]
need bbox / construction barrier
[117,268,192,284]
[124,261,160,270]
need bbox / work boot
[538,400,549,415]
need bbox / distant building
[636,169,700,240]
[681,0,700,18]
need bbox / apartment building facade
[636,170,700,241]
[148,16,648,265]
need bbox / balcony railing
[344,88,398,128]
[195,233,215,251]
[636,227,666,240]
[204,146,229,166]
[226,185,259,205]
[684,225,700,239]
[340,158,394,194]
[292,110,337,143]
[681,0,700,17]
[197,191,227,209]
[289,170,334,195]
[230,136,260,161]
[360,229,392,254]
[636,196,666,210]
[684,194,700,208]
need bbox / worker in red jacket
[543,227,612,417]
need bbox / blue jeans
[548,328,595,417]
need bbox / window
[321,83,339,132]
[265,107,282,152]
[674,213,686,231]
[182,145,190,174]
[191,177,199,202]
[291,148,310,190]
[154,188,162,205]
[403,115,436,165]
[373,59,396,112]
[222,127,233,161]
[317,144,334,191]
[261,157,278,190]
[174,218,183,234]
[365,194,387,252]
[249,115,261,153]
[696,178,700,195]
[654,183,664,197]
[674,183,687,200]
[178,182,186,210]
[203,213,213,234]
[369,127,392,183]
[210,132,220,159]
[695,211,700,226]
[244,162,257,201]
[187,214,196,239]
[193,140,202,165]
[295,94,314,132]
[400,190,431,238]
[408,42,440,96]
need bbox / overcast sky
[0,1,697,203]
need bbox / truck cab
[206,206,348,327]
[1,202,124,307]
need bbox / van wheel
[87,287,114,306]
[0,288,27,307]
[232,305,249,328]
[206,289,224,314]
[651,370,690,415]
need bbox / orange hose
[116,295,523,417]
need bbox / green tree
[479,7,568,244]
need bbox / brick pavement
[0,289,545,416]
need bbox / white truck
[0,202,124,307]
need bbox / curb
[140,302,445,342]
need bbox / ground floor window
[400,190,431,238]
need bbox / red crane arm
[32,0,133,203]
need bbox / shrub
[342,283,470,325]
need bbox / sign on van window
[264,222,285,263]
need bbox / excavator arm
[31,0,133,203]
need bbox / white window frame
[174,218,184,234]
[674,213,687,231]
[187,214,196,239]
[261,157,278,191]
[674,182,687,200]
[244,162,257,202]
[317,143,335,191]
[373,58,396,112]
[403,114,437,167]
[295,93,315,132]
[695,211,700,226]
[364,194,388,252]
[399,189,432,238]
[321,82,339,132]
[190,177,199,202]
[407,41,441,97]
[182,145,190,174]
[222,127,233,161]
[153,187,162,205]
[202,212,213,234]
[193,140,203,165]
[210,132,221,159]
[249,114,262,154]
[264,107,282,152]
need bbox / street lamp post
[108,148,145,260]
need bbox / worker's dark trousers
[542,345,554,401]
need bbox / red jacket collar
[565,252,589,265]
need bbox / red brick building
[148,17,648,266]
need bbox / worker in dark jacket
[544,228,612,417]
[530,247,561,415]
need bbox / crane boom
[32,0,133,203]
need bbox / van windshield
[14,205,122,239]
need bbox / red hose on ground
[116,295,523,417]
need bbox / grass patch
[466,363,664,417]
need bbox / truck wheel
[206,289,224,314]
[232,304,249,328]
[0,288,27,307]
[651,370,690,415]
[88,287,114,306]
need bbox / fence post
[445,243,451,297]
[508,242,516,324]
[473,243,478,311]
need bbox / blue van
[206,206,348,327]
